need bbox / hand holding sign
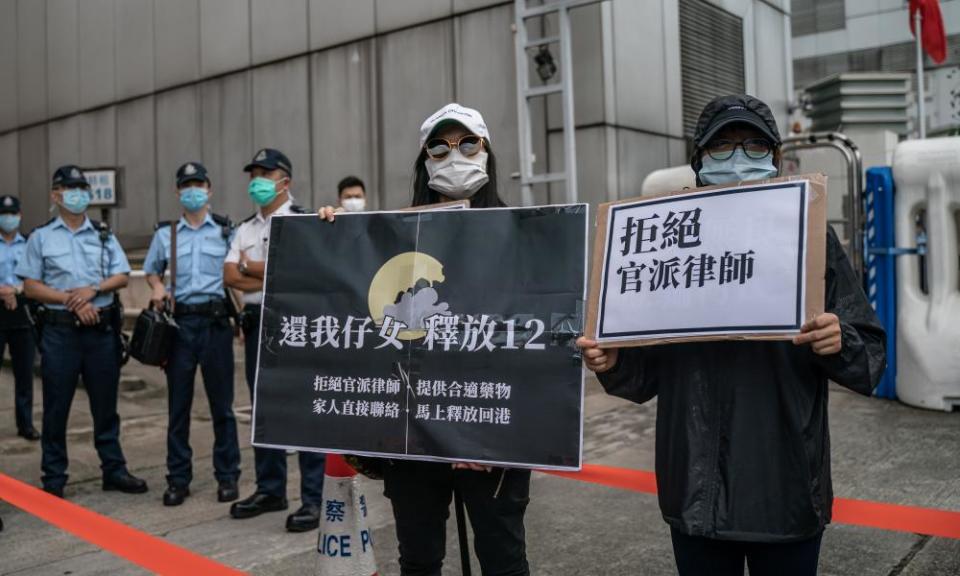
[794,313,842,355]
[317,206,341,222]
[576,337,618,374]
[452,462,494,472]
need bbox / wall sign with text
[82,168,120,207]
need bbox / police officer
[15,165,147,498]
[224,148,325,532]
[0,195,38,441]
[143,162,241,507]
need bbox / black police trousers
[40,323,127,489]
[242,307,325,502]
[383,460,531,576]
[165,314,240,488]
[0,326,35,433]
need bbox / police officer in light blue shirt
[0,195,38,441]
[143,161,241,507]
[15,165,147,498]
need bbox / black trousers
[40,324,127,489]
[670,528,823,576]
[383,460,531,576]
[242,313,324,502]
[0,327,35,433]
[165,314,240,487]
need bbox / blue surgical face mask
[61,188,92,214]
[0,214,20,233]
[179,186,209,213]
[698,149,778,186]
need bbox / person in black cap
[15,165,147,498]
[578,95,886,576]
[689,94,783,187]
[224,148,326,532]
[143,162,241,507]
[0,195,38,441]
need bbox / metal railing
[782,132,865,276]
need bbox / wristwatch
[238,261,248,275]
[92,283,102,299]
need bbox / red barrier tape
[0,473,246,575]
[3,464,959,575]
[543,464,960,540]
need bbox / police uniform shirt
[225,197,296,305]
[15,217,131,309]
[143,214,233,304]
[0,233,26,288]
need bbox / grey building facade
[0,0,792,247]
[792,0,960,133]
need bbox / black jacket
[598,228,886,542]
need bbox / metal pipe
[915,9,926,139]
[513,3,535,206]
[782,132,864,275]
[558,5,578,204]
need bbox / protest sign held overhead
[252,205,588,470]
[586,174,827,347]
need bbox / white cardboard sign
[593,180,812,343]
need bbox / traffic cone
[315,454,378,576]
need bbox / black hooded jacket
[597,227,886,542]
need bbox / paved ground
[1,342,958,575]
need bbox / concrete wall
[0,0,791,248]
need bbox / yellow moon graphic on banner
[368,252,446,341]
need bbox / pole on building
[557,6,577,205]
[915,9,926,139]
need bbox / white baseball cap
[418,103,490,149]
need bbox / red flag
[909,0,948,64]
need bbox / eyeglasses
[424,134,485,160]
[705,138,773,161]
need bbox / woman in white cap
[319,103,529,576]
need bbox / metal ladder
[513,0,600,206]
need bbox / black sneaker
[163,485,190,507]
[17,427,40,441]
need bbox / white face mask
[426,150,489,199]
[341,197,366,212]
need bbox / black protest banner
[252,205,587,470]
